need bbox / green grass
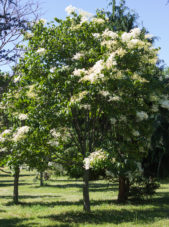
[0,169,169,226]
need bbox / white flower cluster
[65,5,92,23]
[18,114,28,121]
[109,95,121,102]
[121,28,141,42]
[37,18,47,24]
[25,32,33,39]
[110,118,117,125]
[84,149,107,170]
[73,68,86,77]
[99,90,110,97]
[36,48,46,55]
[26,84,36,98]
[72,52,84,60]
[12,126,30,142]
[50,129,61,139]
[106,53,117,69]
[14,76,21,83]
[65,5,77,15]
[102,29,118,39]
[136,111,148,121]
[145,34,153,39]
[70,91,88,104]
[0,129,12,142]
[132,130,140,137]
[92,18,105,24]
[159,98,169,110]
[50,67,56,73]
[80,60,104,83]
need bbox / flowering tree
[9,5,162,211]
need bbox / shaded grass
[0,169,169,226]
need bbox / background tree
[0,0,40,66]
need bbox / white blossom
[151,105,159,112]
[1,129,12,138]
[159,99,169,110]
[18,114,28,121]
[80,60,104,83]
[14,76,21,83]
[136,111,148,121]
[36,48,46,55]
[127,39,139,48]
[12,126,30,142]
[84,149,107,170]
[73,52,84,60]
[65,5,77,15]
[73,68,86,77]
[99,90,110,97]
[115,48,126,57]
[50,129,61,139]
[102,29,118,39]
[70,91,88,104]
[48,140,59,147]
[92,33,100,39]
[121,32,132,42]
[27,85,36,98]
[50,67,56,73]
[92,18,105,24]
[132,130,140,137]
[106,53,117,69]
[119,115,127,122]
[25,32,33,39]
[39,18,47,24]
[79,9,92,18]
[130,28,141,37]
[110,118,117,124]
[145,34,153,39]
[109,95,121,102]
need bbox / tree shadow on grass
[0,182,33,187]
[0,218,37,227]
[0,194,60,200]
[33,182,117,192]
[0,174,11,177]
[40,206,169,226]
[128,191,169,205]
[5,199,115,208]
[34,183,83,189]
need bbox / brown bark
[118,176,129,203]
[13,166,20,204]
[83,169,90,212]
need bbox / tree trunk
[118,176,129,203]
[157,153,164,178]
[40,171,44,186]
[112,0,116,19]
[83,169,90,212]
[13,166,20,204]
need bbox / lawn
[0,169,169,227]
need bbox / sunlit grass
[0,169,169,226]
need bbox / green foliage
[129,176,160,200]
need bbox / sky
[39,0,169,67]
